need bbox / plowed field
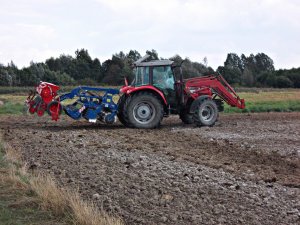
[1,113,299,225]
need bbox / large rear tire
[193,99,218,127]
[117,94,131,127]
[123,92,164,129]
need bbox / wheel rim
[200,105,214,122]
[133,101,156,124]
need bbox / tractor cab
[132,59,178,108]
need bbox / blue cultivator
[60,86,119,123]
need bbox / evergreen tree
[241,67,254,86]
[146,49,159,60]
[0,49,298,88]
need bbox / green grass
[0,94,25,115]
[0,182,65,225]
[0,86,32,95]
[224,100,300,113]
[224,90,300,113]
[0,141,7,167]
[0,199,61,225]
[0,102,24,115]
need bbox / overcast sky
[0,0,299,70]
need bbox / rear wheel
[193,99,218,126]
[117,94,131,127]
[124,92,164,129]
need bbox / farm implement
[26,82,119,123]
[25,55,245,128]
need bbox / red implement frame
[26,82,61,120]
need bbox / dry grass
[4,142,22,163]
[30,174,70,216]
[1,134,123,225]
[68,191,123,225]
[30,174,123,225]
[0,94,26,104]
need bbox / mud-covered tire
[117,94,130,126]
[179,110,194,124]
[123,92,164,129]
[193,99,218,127]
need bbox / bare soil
[1,112,300,225]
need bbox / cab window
[135,66,149,86]
[152,66,175,90]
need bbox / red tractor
[118,55,245,128]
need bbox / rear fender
[189,95,211,114]
[121,86,168,106]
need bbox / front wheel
[124,92,164,129]
[193,99,218,127]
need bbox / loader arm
[185,74,245,109]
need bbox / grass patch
[0,86,32,95]
[0,102,24,115]
[224,90,300,113]
[0,181,66,225]
[225,100,300,113]
[0,136,123,225]
[0,141,7,167]
[0,138,66,225]
[0,94,26,115]
[237,90,300,102]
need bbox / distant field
[0,95,24,115]
[224,90,300,113]
[0,88,300,115]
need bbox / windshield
[152,66,175,90]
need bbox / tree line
[0,49,299,88]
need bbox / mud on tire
[123,92,164,129]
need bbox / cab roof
[133,55,174,67]
[135,60,174,67]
